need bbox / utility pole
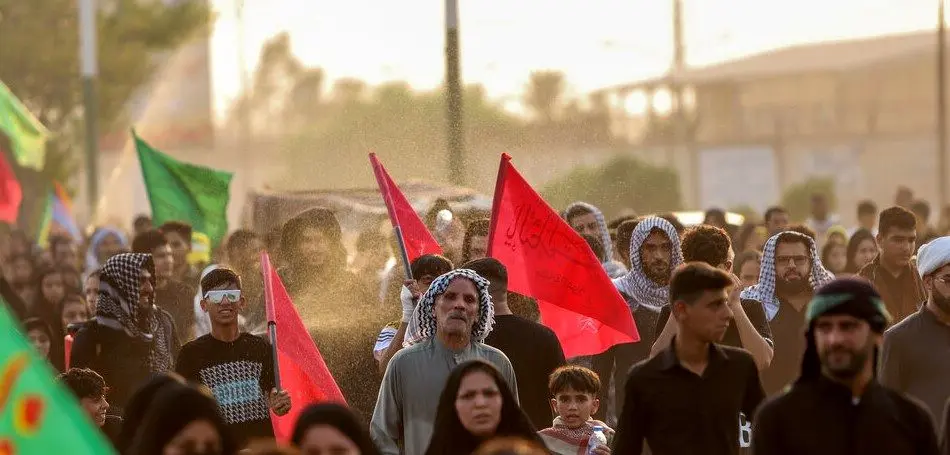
[236,0,253,195]
[445,0,465,186]
[938,0,947,210]
[671,0,697,205]
[79,0,99,220]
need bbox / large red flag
[487,154,639,358]
[369,153,442,262]
[0,151,22,223]
[262,252,346,442]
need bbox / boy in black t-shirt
[175,267,291,447]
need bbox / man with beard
[132,230,196,341]
[564,202,628,278]
[739,231,835,395]
[881,236,950,429]
[752,278,938,455]
[370,269,517,455]
[600,216,683,422]
[858,206,925,323]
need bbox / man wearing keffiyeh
[371,268,518,455]
[563,202,628,278]
[739,231,834,395]
[70,253,181,415]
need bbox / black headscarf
[425,360,542,455]
[116,372,186,454]
[290,403,380,455]
[127,382,238,455]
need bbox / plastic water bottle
[587,425,607,454]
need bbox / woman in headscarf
[845,228,878,275]
[127,381,239,455]
[425,360,542,455]
[84,227,129,274]
[116,373,187,454]
[30,266,67,370]
[821,241,848,276]
[291,403,380,455]
[70,253,180,414]
[563,202,628,278]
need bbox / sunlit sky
[208,0,937,120]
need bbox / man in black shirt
[614,262,765,455]
[752,278,938,455]
[175,267,291,447]
[470,257,567,429]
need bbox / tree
[0,0,211,183]
[780,176,836,222]
[524,70,566,124]
[542,155,683,219]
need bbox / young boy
[175,267,291,448]
[539,365,613,455]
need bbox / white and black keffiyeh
[612,216,683,311]
[96,253,173,372]
[739,231,835,321]
[563,201,628,278]
[403,269,495,347]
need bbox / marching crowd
[5,185,950,454]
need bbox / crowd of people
[5,184,950,454]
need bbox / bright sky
[208,0,937,120]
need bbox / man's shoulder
[718,344,758,366]
[877,384,934,422]
[885,310,926,338]
[180,333,214,351]
[495,315,559,341]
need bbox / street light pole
[79,0,99,220]
[445,0,465,186]
[938,0,947,210]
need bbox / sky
[207,0,938,120]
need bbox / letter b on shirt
[738,412,751,448]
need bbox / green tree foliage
[0,0,211,183]
[780,176,836,222]
[541,155,683,219]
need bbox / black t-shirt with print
[175,333,276,446]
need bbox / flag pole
[486,153,511,258]
[261,251,281,391]
[370,153,414,281]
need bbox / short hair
[764,206,787,223]
[159,221,193,241]
[607,214,638,231]
[733,250,762,276]
[58,368,108,400]
[857,200,877,217]
[133,214,152,228]
[548,365,601,396]
[911,200,931,221]
[462,218,491,262]
[563,204,595,223]
[616,219,641,263]
[581,233,606,262]
[703,208,726,225]
[776,231,812,253]
[681,225,732,267]
[879,206,917,237]
[225,229,260,257]
[356,229,388,253]
[786,224,817,240]
[132,229,168,254]
[463,258,508,295]
[411,254,454,280]
[669,262,733,305]
[200,267,241,292]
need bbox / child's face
[27,329,51,359]
[551,387,599,429]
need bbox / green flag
[0,302,117,454]
[133,130,233,247]
[0,80,47,170]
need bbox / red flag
[0,152,22,223]
[369,153,442,262]
[261,252,346,442]
[487,154,639,358]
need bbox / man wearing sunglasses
[175,267,292,448]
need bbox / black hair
[616,219,641,267]
[23,317,53,339]
[857,200,877,217]
[845,229,877,273]
[131,229,168,254]
[200,267,242,292]
[225,229,260,257]
[158,220,193,241]
[462,218,491,263]
[425,361,541,455]
[127,382,238,455]
[776,231,813,253]
[764,206,787,223]
[786,224,817,240]
[581,233,606,263]
[280,207,345,266]
[607,214,638,231]
[548,365,601,396]
[703,208,726,226]
[411,254,454,281]
[463,258,508,298]
[820,241,847,273]
[878,206,917,238]
[733,250,762,276]
[291,403,380,455]
[681,225,732,267]
[58,368,108,400]
[116,373,187,454]
[669,262,733,305]
[133,214,153,228]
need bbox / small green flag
[0,80,47,170]
[133,130,233,247]
[0,302,117,454]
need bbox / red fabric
[487,154,639,358]
[369,153,442,262]
[261,252,346,442]
[0,151,22,223]
[64,334,73,370]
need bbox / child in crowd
[538,365,613,455]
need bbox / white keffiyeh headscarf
[739,231,835,321]
[404,269,495,347]
[612,216,683,311]
[563,201,628,278]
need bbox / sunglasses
[203,290,241,304]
